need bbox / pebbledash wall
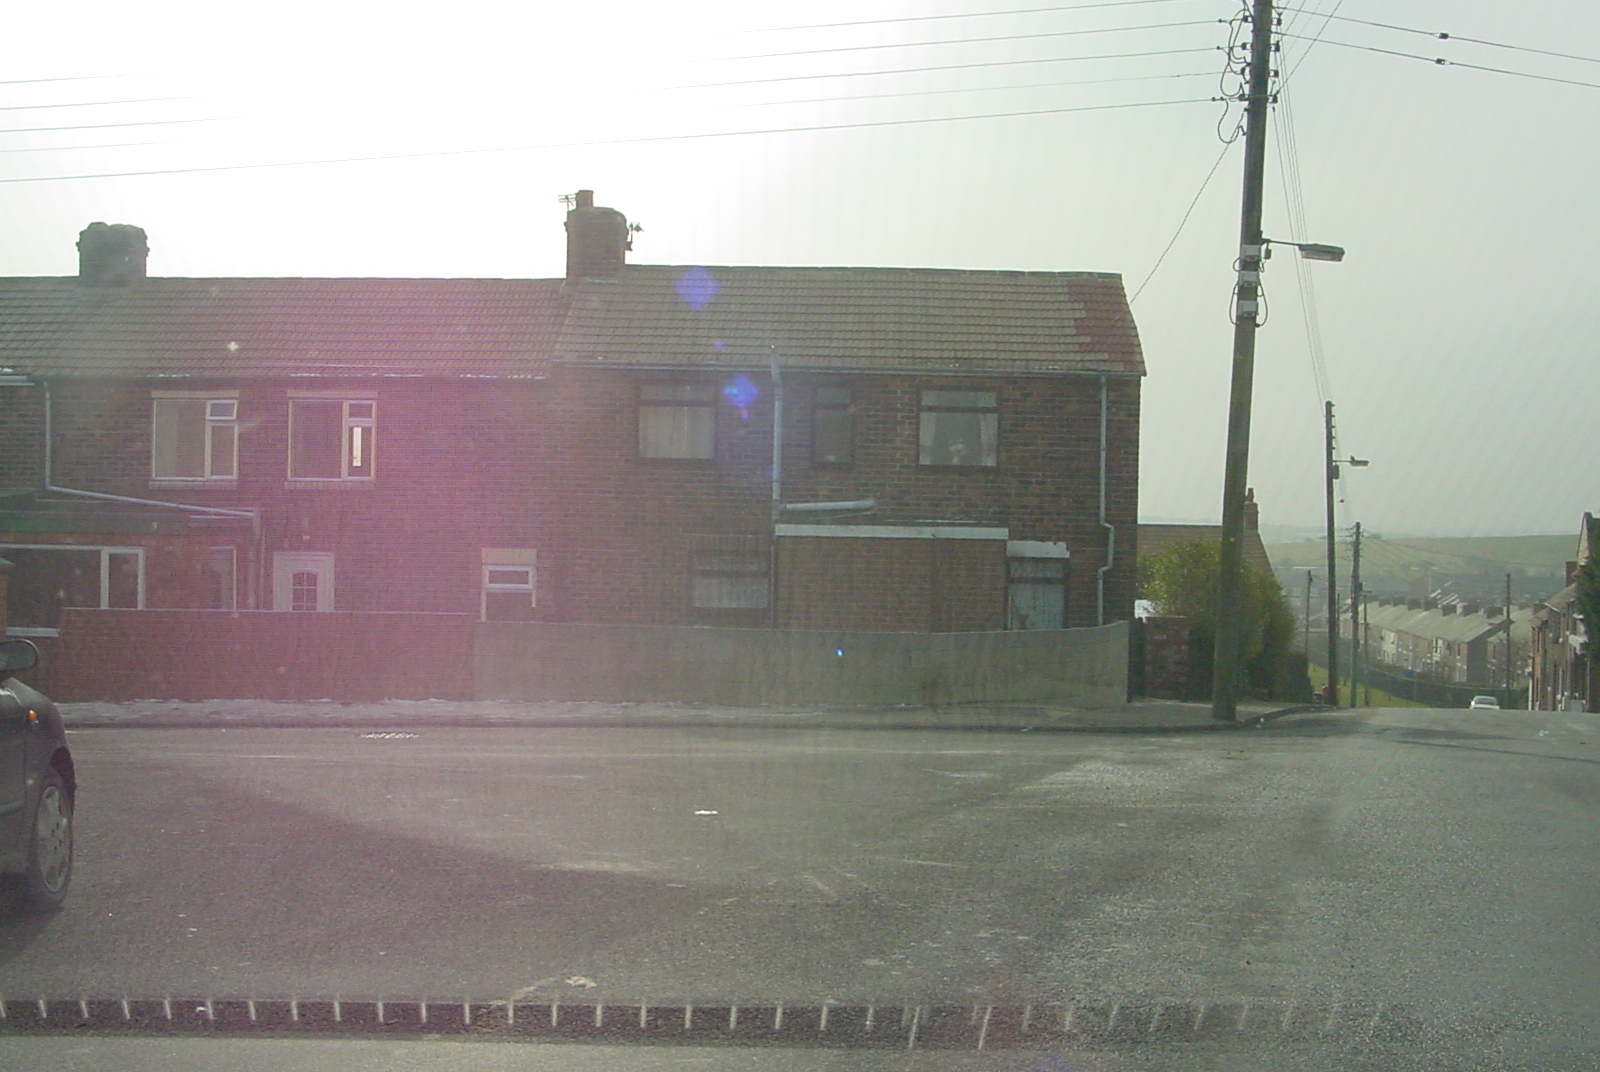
[46,608,1129,708]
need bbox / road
[0,707,1595,1070]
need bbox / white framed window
[919,389,998,467]
[152,391,238,481]
[481,549,537,621]
[639,383,715,459]
[289,394,376,481]
[1,544,144,635]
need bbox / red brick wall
[1134,616,1195,699]
[51,608,474,701]
[1,368,1140,632]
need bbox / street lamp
[1211,229,1346,720]
[1264,239,1346,263]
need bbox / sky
[0,0,1595,538]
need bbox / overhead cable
[732,0,1207,35]
[1281,10,1600,66]
[0,96,1212,186]
[737,69,1215,108]
[1279,34,1600,91]
[680,45,1219,89]
[724,20,1222,63]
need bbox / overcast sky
[1,0,1593,538]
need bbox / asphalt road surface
[0,706,1595,1071]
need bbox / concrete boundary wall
[474,621,1129,708]
[45,610,1127,706]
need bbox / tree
[1140,538,1303,701]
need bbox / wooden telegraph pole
[1211,0,1276,720]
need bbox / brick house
[0,195,1144,670]
[1529,512,1598,711]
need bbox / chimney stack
[564,190,632,281]
[78,222,148,285]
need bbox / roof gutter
[41,378,257,522]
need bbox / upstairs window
[919,389,998,467]
[639,383,715,459]
[152,392,238,481]
[289,396,376,481]
[812,386,855,466]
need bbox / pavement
[56,696,1317,732]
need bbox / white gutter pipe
[1096,374,1116,626]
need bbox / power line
[0,141,155,154]
[1272,86,1333,405]
[0,97,191,113]
[732,0,1208,35]
[737,69,1215,108]
[1282,9,1600,66]
[680,45,1220,89]
[0,117,223,135]
[1130,140,1233,303]
[1279,34,1600,91]
[0,96,1213,186]
[1278,0,1346,87]
[0,75,129,86]
[724,20,1221,63]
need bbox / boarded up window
[1007,556,1067,630]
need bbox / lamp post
[1324,432,1367,707]
[1209,229,1346,720]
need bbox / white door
[273,552,335,612]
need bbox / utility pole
[1349,521,1362,705]
[1324,401,1340,705]
[1361,598,1370,706]
[1303,571,1314,649]
[1504,572,1513,703]
[1211,0,1275,722]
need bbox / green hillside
[1265,534,1574,572]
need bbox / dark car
[0,639,74,911]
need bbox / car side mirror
[0,639,39,675]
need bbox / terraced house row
[0,192,1144,652]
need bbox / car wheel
[18,773,72,912]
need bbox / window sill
[284,479,376,491]
[150,479,239,491]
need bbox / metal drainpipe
[767,347,782,628]
[1096,375,1116,627]
[41,379,264,606]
